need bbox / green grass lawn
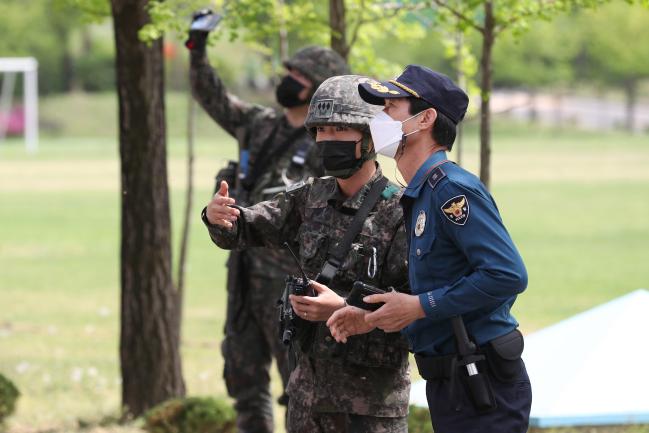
[1,96,648,432]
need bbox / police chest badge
[414,210,426,236]
[441,195,469,226]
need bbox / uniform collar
[403,151,447,198]
[325,163,383,211]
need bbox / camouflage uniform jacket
[190,49,324,278]
[205,165,411,417]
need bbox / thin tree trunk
[455,28,464,167]
[479,1,495,189]
[527,89,538,123]
[111,0,185,418]
[624,79,637,133]
[278,0,289,61]
[177,93,195,296]
[329,0,349,61]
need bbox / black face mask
[275,75,307,108]
[319,140,362,179]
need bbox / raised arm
[188,36,271,137]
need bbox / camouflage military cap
[305,75,382,135]
[284,46,350,89]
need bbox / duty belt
[414,353,457,380]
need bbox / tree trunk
[277,0,289,61]
[527,89,538,123]
[53,25,75,92]
[455,28,464,167]
[329,0,349,61]
[479,1,495,189]
[624,79,637,133]
[110,0,185,418]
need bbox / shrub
[0,373,20,426]
[408,404,433,433]
[144,396,235,433]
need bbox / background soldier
[202,75,411,433]
[186,12,349,433]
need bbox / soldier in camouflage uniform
[202,75,411,433]
[186,17,350,433]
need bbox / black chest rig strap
[242,123,307,191]
[317,176,389,285]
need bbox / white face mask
[368,110,422,159]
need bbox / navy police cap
[358,64,469,124]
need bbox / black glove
[185,30,208,51]
[185,9,222,51]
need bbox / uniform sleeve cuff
[201,206,239,246]
[418,289,448,321]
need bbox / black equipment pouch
[463,371,497,412]
[485,329,524,383]
[317,177,389,286]
[347,281,386,311]
[214,160,238,195]
[451,316,497,413]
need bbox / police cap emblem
[415,210,426,236]
[441,195,469,226]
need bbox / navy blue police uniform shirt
[400,150,528,356]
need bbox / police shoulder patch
[427,167,446,190]
[441,194,469,226]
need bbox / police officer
[329,65,532,433]
[203,75,411,433]
[186,12,349,433]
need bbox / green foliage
[579,2,649,85]
[143,396,235,433]
[343,0,427,77]
[138,0,429,78]
[0,373,20,425]
[0,0,114,94]
[407,405,433,433]
[75,39,115,92]
[54,0,110,22]
[0,0,67,93]
[492,16,581,88]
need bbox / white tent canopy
[409,289,649,428]
[525,289,649,427]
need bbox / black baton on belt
[451,316,497,412]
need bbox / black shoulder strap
[317,176,389,285]
[243,123,306,190]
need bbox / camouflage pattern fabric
[205,165,411,431]
[190,48,327,433]
[287,384,407,433]
[221,274,291,433]
[283,46,350,90]
[305,75,381,135]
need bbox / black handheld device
[283,242,314,297]
[346,281,386,311]
[277,243,315,346]
[190,10,223,32]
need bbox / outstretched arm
[203,180,306,251]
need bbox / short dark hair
[408,97,457,150]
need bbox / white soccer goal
[0,57,39,152]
